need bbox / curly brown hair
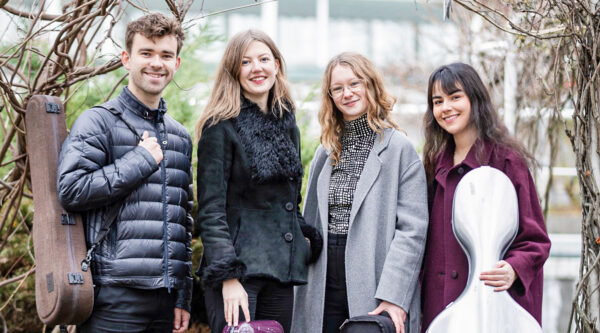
[125,13,185,55]
[319,52,399,165]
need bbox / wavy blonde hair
[319,52,399,165]
[194,29,294,141]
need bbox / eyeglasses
[328,80,363,99]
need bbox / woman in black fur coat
[194,29,322,333]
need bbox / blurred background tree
[448,1,600,331]
[0,1,309,332]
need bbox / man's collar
[119,86,167,119]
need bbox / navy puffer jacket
[57,87,194,311]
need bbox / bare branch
[1,5,66,22]
[453,0,572,39]
[0,268,34,288]
[187,0,278,24]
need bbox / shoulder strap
[80,100,139,271]
[81,203,121,271]
[95,100,142,143]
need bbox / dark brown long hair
[422,62,534,183]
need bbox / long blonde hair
[194,29,294,140]
[319,52,399,165]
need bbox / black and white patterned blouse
[328,114,376,234]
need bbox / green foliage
[64,67,128,126]
[296,82,322,204]
[0,200,36,332]
[162,24,222,135]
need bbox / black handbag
[340,313,396,333]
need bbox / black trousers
[323,233,350,333]
[204,277,294,333]
[78,286,176,333]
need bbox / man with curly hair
[58,13,193,332]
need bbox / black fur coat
[196,96,322,288]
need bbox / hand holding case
[222,320,284,333]
[340,313,397,333]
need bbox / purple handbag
[222,320,284,333]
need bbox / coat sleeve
[291,125,323,263]
[502,156,551,296]
[57,108,159,212]
[196,122,246,288]
[375,147,429,312]
[176,143,195,312]
[301,146,325,225]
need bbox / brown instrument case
[26,95,94,326]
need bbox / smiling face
[431,81,477,142]
[238,41,280,109]
[329,64,368,121]
[121,33,180,108]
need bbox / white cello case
[426,166,542,333]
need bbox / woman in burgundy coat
[420,62,551,331]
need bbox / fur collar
[233,96,303,184]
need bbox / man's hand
[223,278,251,327]
[173,307,190,333]
[138,130,163,164]
[479,260,517,291]
[368,301,407,333]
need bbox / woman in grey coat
[292,52,428,333]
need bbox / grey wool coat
[292,128,428,333]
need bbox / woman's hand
[222,278,250,327]
[368,301,407,333]
[479,260,517,291]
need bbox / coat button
[284,202,294,211]
[457,167,464,175]
[451,270,458,279]
[284,232,293,242]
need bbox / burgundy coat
[420,140,551,331]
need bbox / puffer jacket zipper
[155,113,171,292]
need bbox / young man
[57,13,193,333]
